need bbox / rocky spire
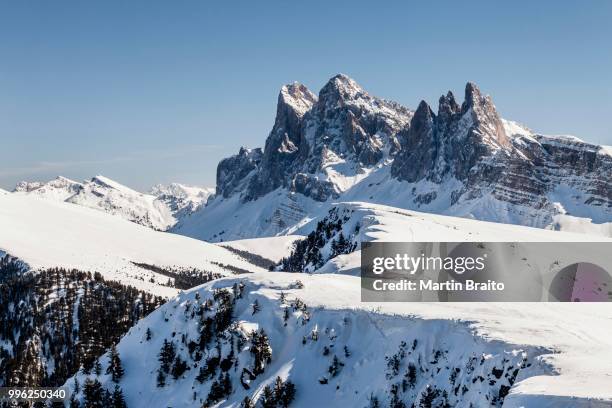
[462,82,510,149]
[267,82,316,156]
[391,100,437,182]
[438,91,460,118]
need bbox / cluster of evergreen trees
[279,208,358,272]
[68,344,127,407]
[131,262,223,290]
[69,378,127,408]
[0,260,163,389]
[149,284,290,407]
[243,376,295,408]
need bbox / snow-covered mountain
[172,74,611,242]
[12,175,213,231]
[14,175,84,201]
[151,183,214,221]
[0,192,266,297]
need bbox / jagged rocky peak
[438,91,460,119]
[268,82,316,156]
[392,100,437,183]
[392,81,515,184]
[317,73,366,107]
[216,74,414,203]
[278,82,317,119]
[462,81,510,149]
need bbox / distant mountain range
[171,74,611,241]
[12,175,213,230]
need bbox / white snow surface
[549,214,612,237]
[0,193,266,297]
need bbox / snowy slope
[286,202,612,276]
[0,193,266,297]
[219,235,304,263]
[63,272,612,407]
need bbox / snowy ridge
[287,202,612,278]
[0,193,266,297]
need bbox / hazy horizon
[2,1,611,191]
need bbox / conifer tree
[274,376,284,401]
[111,385,127,408]
[252,299,261,315]
[69,394,80,408]
[94,360,102,376]
[83,378,104,408]
[279,380,296,407]
[261,385,276,408]
[102,389,112,407]
[171,355,188,379]
[241,396,254,408]
[107,344,125,382]
[156,369,166,387]
[250,329,272,375]
[196,366,207,383]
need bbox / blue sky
[1,1,611,190]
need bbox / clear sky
[1,1,611,191]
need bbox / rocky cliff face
[202,74,610,238]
